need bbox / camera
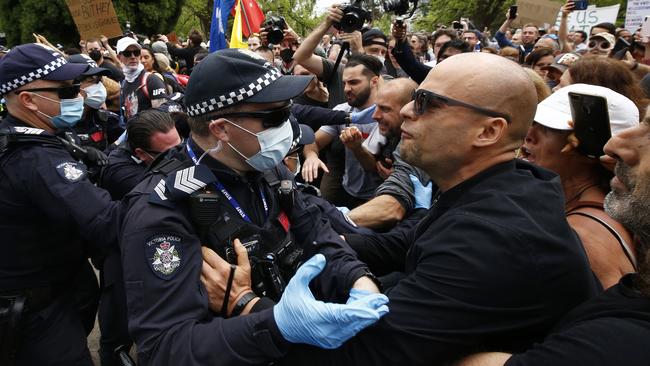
[383,0,418,18]
[262,14,287,44]
[334,1,372,33]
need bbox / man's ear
[474,117,508,148]
[208,118,229,142]
[133,147,149,162]
[16,92,40,112]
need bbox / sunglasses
[411,89,512,123]
[217,102,293,128]
[588,40,611,49]
[15,83,81,99]
[121,49,141,57]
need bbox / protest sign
[516,0,563,27]
[554,4,620,33]
[65,0,122,40]
[626,0,650,30]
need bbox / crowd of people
[1,0,650,365]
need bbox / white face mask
[373,55,385,64]
[83,82,107,109]
[226,119,294,172]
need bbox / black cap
[288,115,315,152]
[0,43,89,95]
[67,54,111,77]
[185,48,313,117]
[362,28,387,47]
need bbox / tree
[0,0,187,47]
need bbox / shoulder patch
[11,126,45,135]
[146,234,183,280]
[56,161,86,182]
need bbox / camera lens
[340,12,361,33]
[268,27,284,44]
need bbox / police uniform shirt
[0,115,119,291]
[121,70,168,120]
[119,137,371,365]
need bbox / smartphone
[574,0,589,10]
[509,5,517,20]
[568,92,612,158]
[612,37,631,60]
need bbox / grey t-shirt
[320,103,384,200]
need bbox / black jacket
[284,160,599,365]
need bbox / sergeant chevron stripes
[154,179,167,201]
[173,166,207,194]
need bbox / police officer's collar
[0,114,53,136]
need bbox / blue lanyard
[186,142,268,223]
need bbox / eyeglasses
[15,83,81,99]
[121,49,141,58]
[217,102,293,128]
[588,40,611,49]
[411,89,512,123]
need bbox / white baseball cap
[534,83,639,135]
[116,37,141,54]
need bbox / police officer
[119,48,388,365]
[68,54,122,151]
[0,43,119,365]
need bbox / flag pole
[241,0,253,37]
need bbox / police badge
[146,234,183,280]
[55,161,86,182]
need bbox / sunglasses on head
[121,49,141,58]
[217,102,293,128]
[411,89,512,123]
[588,40,611,49]
[15,83,81,99]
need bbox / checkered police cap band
[0,56,68,95]
[186,68,282,117]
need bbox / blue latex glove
[274,254,389,349]
[409,174,433,209]
[336,206,351,215]
[346,288,373,304]
[350,104,377,125]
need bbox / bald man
[282,53,598,366]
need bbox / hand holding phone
[508,6,518,20]
[568,92,611,158]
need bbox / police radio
[188,185,303,302]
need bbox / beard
[604,162,650,295]
[348,87,371,108]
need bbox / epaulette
[149,164,218,208]
[0,127,61,156]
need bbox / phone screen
[574,0,589,10]
[569,92,612,158]
[509,6,517,19]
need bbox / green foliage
[0,0,187,47]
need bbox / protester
[302,54,384,208]
[116,37,168,120]
[160,30,204,70]
[85,37,124,82]
[458,111,650,366]
[496,11,538,58]
[521,84,639,289]
[274,52,598,365]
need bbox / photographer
[495,9,538,59]
[390,20,431,83]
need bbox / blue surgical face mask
[83,82,107,109]
[34,93,85,129]
[226,119,294,172]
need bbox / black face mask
[280,48,294,63]
[88,49,102,62]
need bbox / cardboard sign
[626,0,650,31]
[554,4,620,33]
[65,0,122,40]
[516,0,563,27]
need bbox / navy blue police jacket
[119,137,371,365]
[0,115,119,291]
[282,159,600,366]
